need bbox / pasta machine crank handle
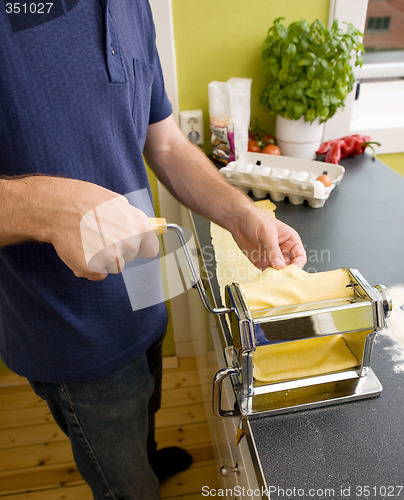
[149,218,232,315]
[213,366,241,418]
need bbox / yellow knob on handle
[149,217,167,236]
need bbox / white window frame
[324,0,404,153]
[149,0,179,123]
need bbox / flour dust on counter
[382,284,404,373]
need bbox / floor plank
[0,484,93,500]
[0,423,67,450]
[160,460,220,498]
[0,440,74,472]
[0,463,84,496]
[0,384,40,411]
[155,421,212,449]
[0,405,53,429]
[156,403,207,428]
[161,385,203,408]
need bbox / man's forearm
[144,115,308,270]
[0,175,112,247]
[144,117,255,232]
[0,176,54,246]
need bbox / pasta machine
[214,271,392,418]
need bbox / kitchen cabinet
[207,317,266,499]
[181,207,267,499]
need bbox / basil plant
[259,18,364,123]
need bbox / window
[366,16,390,33]
[324,0,404,153]
[364,0,404,61]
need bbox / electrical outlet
[180,110,204,145]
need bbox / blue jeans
[29,334,164,500]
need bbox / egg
[313,180,327,198]
[316,174,332,187]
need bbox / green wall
[172,0,330,152]
[379,153,404,177]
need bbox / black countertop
[191,154,404,499]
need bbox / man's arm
[0,176,159,280]
[143,115,307,270]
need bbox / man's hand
[227,205,307,270]
[78,195,159,278]
[48,179,160,281]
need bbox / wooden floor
[0,357,221,499]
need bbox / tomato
[262,134,277,146]
[262,144,281,155]
[249,132,259,141]
[316,174,332,187]
[248,140,261,153]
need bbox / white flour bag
[208,78,252,164]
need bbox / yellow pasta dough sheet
[253,335,358,383]
[210,199,277,305]
[241,265,354,312]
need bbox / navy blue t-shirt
[0,0,173,382]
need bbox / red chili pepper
[324,142,341,164]
[316,139,339,155]
[317,135,381,165]
[343,135,371,155]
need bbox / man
[0,1,306,499]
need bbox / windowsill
[350,80,404,153]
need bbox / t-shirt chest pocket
[132,58,154,139]
[104,3,126,84]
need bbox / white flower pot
[276,116,325,160]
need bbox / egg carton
[219,151,345,208]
